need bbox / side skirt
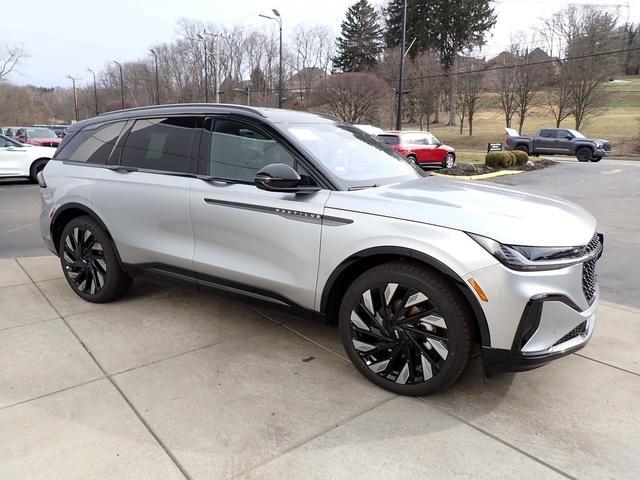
[123,263,321,322]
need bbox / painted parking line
[603,169,623,174]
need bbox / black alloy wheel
[62,226,107,295]
[576,147,593,162]
[339,262,473,395]
[59,216,132,302]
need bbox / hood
[30,137,60,143]
[326,176,596,247]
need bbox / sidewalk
[1,256,638,479]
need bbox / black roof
[67,104,338,132]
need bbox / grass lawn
[399,77,640,155]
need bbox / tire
[442,153,455,169]
[29,159,48,183]
[576,147,593,162]
[515,145,529,154]
[591,157,602,163]
[59,216,132,303]
[339,261,474,396]
[406,154,417,165]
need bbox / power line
[403,46,640,82]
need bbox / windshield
[567,129,585,139]
[27,128,57,138]
[285,123,425,188]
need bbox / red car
[15,127,61,148]
[378,131,455,168]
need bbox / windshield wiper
[348,184,378,191]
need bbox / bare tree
[310,72,391,123]
[545,64,573,127]
[288,25,333,103]
[0,43,24,82]
[514,45,543,134]
[457,59,485,136]
[496,57,519,128]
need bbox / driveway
[1,256,639,479]
[1,160,639,479]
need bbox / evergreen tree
[333,0,384,72]
[385,0,496,125]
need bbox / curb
[431,170,524,181]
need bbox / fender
[319,246,491,347]
[49,202,113,255]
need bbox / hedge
[511,150,529,166]
[485,152,516,168]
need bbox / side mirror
[255,163,319,194]
[564,135,573,140]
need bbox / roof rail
[98,103,267,118]
[309,111,343,122]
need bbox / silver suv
[38,105,603,395]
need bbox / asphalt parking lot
[1,159,639,479]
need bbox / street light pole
[86,68,99,116]
[113,61,125,109]
[260,9,283,108]
[149,49,160,105]
[197,33,209,103]
[66,75,80,121]
[395,0,407,130]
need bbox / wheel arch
[50,203,114,256]
[29,157,50,174]
[319,246,491,347]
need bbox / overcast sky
[3,0,637,88]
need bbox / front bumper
[594,146,611,157]
[482,291,597,375]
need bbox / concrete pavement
[1,256,638,480]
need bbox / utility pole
[149,49,160,105]
[260,9,284,108]
[395,0,407,130]
[86,68,99,116]
[66,75,80,121]
[113,60,125,109]
[203,31,229,103]
[197,32,209,103]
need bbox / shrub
[511,150,529,166]
[485,152,515,168]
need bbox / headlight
[595,142,603,149]
[467,233,599,271]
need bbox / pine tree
[333,0,384,72]
[384,0,496,125]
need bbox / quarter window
[120,117,198,173]
[209,119,299,183]
[57,121,126,164]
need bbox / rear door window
[120,116,199,173]
[539,129,557,139]
[377,135,400,145]
[56,121,126,164]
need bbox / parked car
[504,127,611,162]
[0,134,55,181]
[15,127,62,148]
[378,131,455,168]
[1,126,21,138]
[33,124,70,138]
[38,105,602,395]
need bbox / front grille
[44,142,58,148]
[602,143,612,152]
[582,233,601,304]
[553,321,587,346]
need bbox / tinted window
[120,117,198,173]
[209,119,298,182]
[557,129,573,139]
[57,121,126,164]
[378,135,400,145]
[539,129,556,138]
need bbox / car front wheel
[577,147,593,162]
[339,261,474,396]
[442,153,455,169]
[59,216,132,303]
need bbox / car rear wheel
[577,147,593,162]
[29,159,48,183]
[442,153,455,169]
[59,216,132,303]
[339,261,474,396]
[406,154,417,165]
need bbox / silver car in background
[38,104,603,395]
